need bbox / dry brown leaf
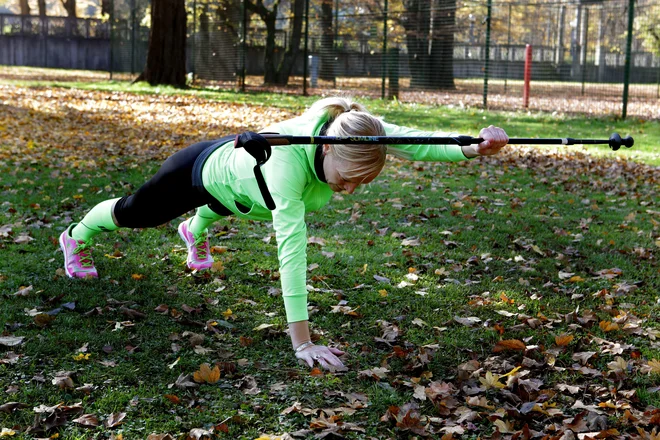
[105,412,126,428]
[493,339,526,352]
[555,334,574,347]
[73,413,100,427]
[599,321,620,332]
[193,363,221,384]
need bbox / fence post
[42,16,48,68]
[381,0,388,100]
[621,0,634,119]
[192,0,196,82]
[523,44,532,109]
[580,7,589,96]
[333,0,339,88]
[240,0,246,92]
[109,0,114,79]
[302,0,310,96]
[130,0,136,74]
[388,47,399,100]
[483,0,492,109]
[504,4,511,93]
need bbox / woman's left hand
[296,344,346,371]
[476,125,509,156]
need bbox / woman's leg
[61,140,221,278]
[70,198,121,242]
[189,204,224,236]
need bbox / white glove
[295,344,346,371]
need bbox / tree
[637,5,660,55]
[19,0,29,15]
[60,0,76,17]
[136,0,187,87]
[246,0,306,85]
[37,0,46,16]
[101,0,111,16]
[401,0,456,90]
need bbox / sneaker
[59,225,98,278]
[178,219,214,270]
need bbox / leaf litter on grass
[1,84,659,439]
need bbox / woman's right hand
[295,343,346,371]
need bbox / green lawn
[0,74,659,439]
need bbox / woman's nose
[344,182,358,194]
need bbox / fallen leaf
[454,316,482,327]
[599,321,619,332]
[13,285,33,296]
[105,412,126,428]
[555,334,574,347]
[193,363,220,384]
[0,336,25,347]
[493,339,526,352]
[479,371,506,389]
[73,413,100,427]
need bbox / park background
[1,0,660,439]
[1,0,659,118]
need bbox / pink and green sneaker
[178,219,214,270]
[59,225,98,278]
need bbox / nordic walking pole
[261,133,634,151]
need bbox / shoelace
[73,241,94,268]
[192,235,209,260]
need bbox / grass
[0,70,659,438]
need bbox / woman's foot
[178,219,214,270]
[59,225,98,278]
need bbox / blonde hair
[306,97,387,181]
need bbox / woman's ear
[322,144,331,156]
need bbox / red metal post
[523,44,532,109]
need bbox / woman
[59,97,508,370]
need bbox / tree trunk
[61,0,77,17]
[19,0,30,15]
[136,0,187,87]
[101,0,111,16]
[247,0,305,86]
[319,0,335,81]
[429,0,456,89]
[274,0,305,85]
[402,0,455,90]
[38,0,47,16]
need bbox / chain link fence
[1,0,658,118]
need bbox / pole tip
[609,133,634,151]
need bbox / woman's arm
[381,120,508,161]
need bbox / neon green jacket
[201,111,470,323]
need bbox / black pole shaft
[262,135,620,146]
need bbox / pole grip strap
[234,132,276,211]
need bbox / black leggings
[113,137,233,228]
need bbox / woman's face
[322,145,381,194]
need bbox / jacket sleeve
[265,152,310,323]
[381,120,471,162]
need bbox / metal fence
[2,0,659,119]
